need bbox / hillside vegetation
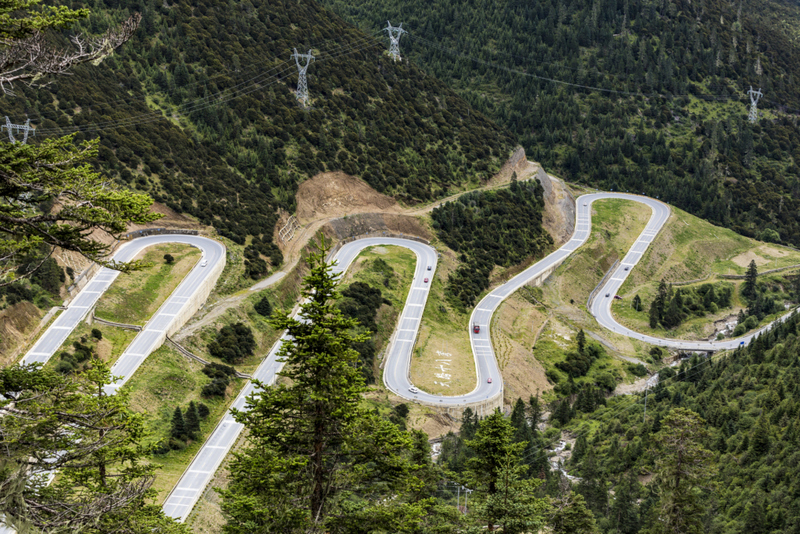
[0,0,513,260]
[565,312,800,533]
[321,0,800,246]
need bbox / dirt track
[175,152,572,344]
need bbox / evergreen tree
[528,394,543,430]
[610,472,640,534]
[221,238,438,533]
[632,294,642,312]
[577,329,586,355]
[171,406,186,441]
[643,408,716,534]
[185,401,201,438]
[743,260,759,299]
[254,295,273,317]
[0,363,188,533]
[549,491,600,534]
[577,450,607,517]
[465,410,549,532]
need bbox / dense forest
[562,310,800,533]
[0,0,513,263]
[320,0,800,246]
[431,179,552,308]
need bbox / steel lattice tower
[384,21,406,62]
[2,117,34,144]
[747,86,763,123]
[291,48,314,108]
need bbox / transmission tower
[2,117,34,144]
[747,86,763,123]
[384,21,407,62]
[291,48,314,108]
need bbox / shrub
[91,328,102,340]
[254,295,273,317]
[208,323,256,364]
[164,253,174,264]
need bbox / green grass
[613,205,800,339]
[44,322,139,371]
[95,243,200,325]
[338,245,416,364]
[123,344,244,503]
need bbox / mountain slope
[319,0,800,246]
[0,0,513,260]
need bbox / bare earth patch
[492,294,553,402]
[295,171,400,223]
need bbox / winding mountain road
[21,234,226,394]
[18,194,785,523]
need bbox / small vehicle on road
[487,377,493,383]
[624,266,629,271]
[427,265,431,270]
[200,260,208,267]
[473,323,480,334]
[409,385,419,394]
[605,293,610,297]
[424,277,429,283]
[583,202,588,206]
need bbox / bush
[208,322,256,363]
[91,328,102,340]
[164,253,174,264]
[201,378,229,398]
[626,363,649,377]
[733,324,746,336]
[197,403,210,419]
[254,295,273,317]
[594,371,617,392]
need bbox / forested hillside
[320,0,800,246]
[563,311,800,532]
[0,0,513,254]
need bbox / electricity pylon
[2,117,34,144]
[747,86,763,123]
[384,21,406,62]
[291,48,314,108]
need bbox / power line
[31,36,381,136]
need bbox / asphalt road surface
[164,195,798,521]
[162,237,437,520]
[21,235,225,395]
[586,194,798,351]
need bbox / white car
[409,385,419,394]
[200,260,208,267]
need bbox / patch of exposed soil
[492,294,553,403]
[0,301,42,366]
[325,213,432,241]
[296,172,400,224]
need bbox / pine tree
[610,472,640,534]
[743,259,759,299]
[643,408,716,534]
[254,295,273,317]
[171,406,186,441]
[577,450,607,517]
[221,238,437,532]
[632,294,642,311]
[185,401,201,438]
[465,410,549,532]
[549,491,600,534]
[576,329,586,354]
[0,362,188,533]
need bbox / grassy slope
[612,207,800,339]
[123,344,244,503]
[409,245,477,396]
[338,245,416,374]
[184,244,418,528]
[94,244,200,325]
